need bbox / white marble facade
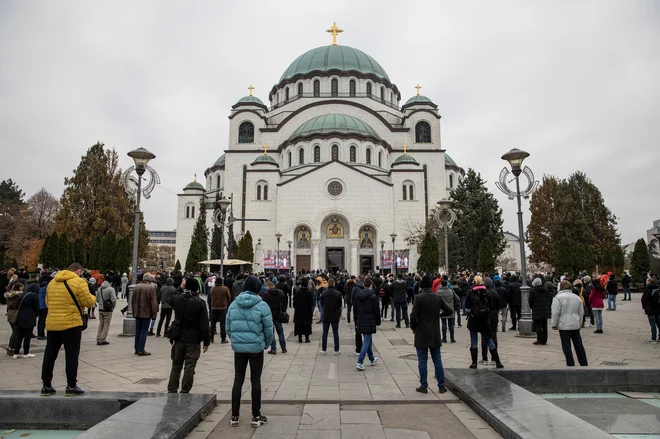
[176,38,464,274]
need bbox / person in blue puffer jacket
[37,273,51,340]
[226,275,273,429]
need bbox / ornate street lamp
[435,198,457,274]
[275,232,282,274]
[380,240,385,274]
[121,147,158,336]
[496,148,538,337]
[390,233,397,274]
[287,240,292,274]
[213,197,232,281]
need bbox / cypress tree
[418,232,439,274]
[74,238,86,267]
[59,232,70,268]
[185,196,209,272]
[476,236,495,273]
[630,238,650,285]
[174,259,181,273]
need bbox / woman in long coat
[293,277,315,343]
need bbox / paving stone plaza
[1,291,658,438]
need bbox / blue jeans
[134,318,150,353]
[416,347,445,389]
[593,309,603,329]
[470,330,495,350]
[623,287,631,300]
[322,322,340,352]
[357,333,374,364]
[648,315,660,340]
[271,319,286,352]
[441,318,455,341]
[461,295,467,314]
[607,294,617,310]
[316,299,323,321]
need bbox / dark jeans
[210,309,227,341]
[38,309,48,337]
[271,319,286,352]
[167,341,201,393]
[322,321,339,352]
[157,308,173,336]
[41,326,82,387]
[346,303,352,323]
[481,322,498,360]
[232,352,264,417]
[354,326,362,353]
[559,329,588,366]
[134,317,150,353]
[534,318,548,344]
[395,302,409,326]
[381,299,390,319]
[455,307,462,326]
[13,326,34,355]
[441,318,455,341]
[648,315,660,340]
[416,347,445,388]
[510,306,522,329]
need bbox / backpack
[653,289,660,305]
[473,291,491,321]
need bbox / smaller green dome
[405,95,433,105]
[444,153,457,167]
[290,114,380,140]
[252,154,278,166]
[184,181,205,191]
[392,154,419,166]
[236,95,265,106]
[213,154,226,167]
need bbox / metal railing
[269,92,400,112]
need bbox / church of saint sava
[175,23,464,275]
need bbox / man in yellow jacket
[41,263,96,397]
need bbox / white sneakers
[320,350,327,355]
[12,354,22,359]
[24,353,36,358]
[12,353,36,359]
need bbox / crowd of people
[1,264,659,429]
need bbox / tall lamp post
[122,147,157,336]
[390,233,397,274]
[380,240,385,274]
[212,196,232,282]
[435,199,457,274]
[496,148,538,338]
[275,233,282,274]
[287,240,292,274]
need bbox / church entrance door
[360,256,373,274]
[326,248,344,273]
[296,255,311,273]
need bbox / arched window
[366,148,372,165]
[331,79,338,97]
[238,121,254,143]
[332,144,339,161]
[380,87,385,102]
[402,181,415,201]
[449,174,454,188]
[274,94,278,106]
[207,176,211,189]
[256,181,268,201]
[191,206,195,218]
[391,92,394,104]
[298,83,303,96]
[263,184,268,200]
[402,185,407,201]
[415,121,432,143]
[186,205,190,218]
[349,80,356,97]
[288,151,292,168]
[285,87,289,101]
[409,185,414,200]
[299,148,305,165]
[314,145,321,163]
[313,80,320,97]
[216,174,221,189]
[378,151,383,168]
[349,145,356,163]
[257,185,262,201]
[366,83,372,96]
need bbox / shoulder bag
[101,286,115,311]
[165,296,193,342]
[63,280,88,331]
[9,293,29,325]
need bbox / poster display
[263,250,291,270]
[380,249,409,270]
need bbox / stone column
[407,242,419,274]
[350,239,359,275]
[311,238,321,270]
[254,238,264,274]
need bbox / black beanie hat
[185,277,199,292]
[245,275,261,294]
[420,275,432,289]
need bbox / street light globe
[275,232,282,242]
[437,198,452,212]
[390,233,397,242]
[217,197,231,213]
[127,147,156,174]
[501,148,529,174]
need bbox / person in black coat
[506,275,522,330]
[263,283,287,354]
[390,273,409,328]
[381,279,392,320]
[606,275,618,311]
[481,278,501,363]
[320,279,343,354]
[495,279,508,332]
[343,278,356,324]
[13,280,40,358]
[641,278,660,342]
[293,278,314,343]
[353,278,380,369]
[410,276,453,394]
[275,275,292,308]
[528,277,551,345]
[466,276,503,369]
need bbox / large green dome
[290,114,380,140]
[280,45,390,82]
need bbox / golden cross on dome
[326,22,344,45]
[248,84,255,96]
[414,84,422,96]
[403,144,408,155]
[263,144,269,156]
[194,172,197,182]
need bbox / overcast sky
[1,1,658,246]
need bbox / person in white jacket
[551,279,588,366]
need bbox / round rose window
[328,181,343,196]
